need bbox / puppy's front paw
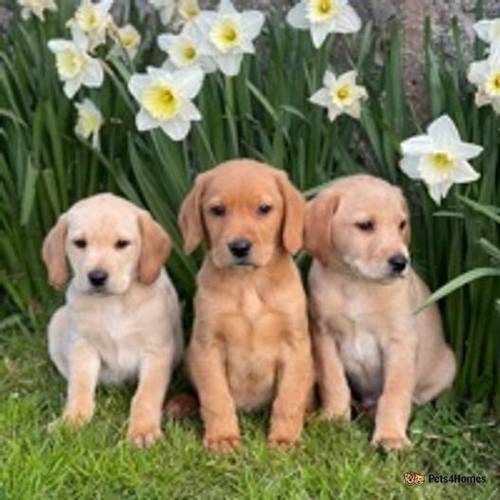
[371,430,411,451]
[64,404,94,427]
[127,420,162,449]
[48,404,94,432]
[203,433,240,453]
[268,432,300,450]
[317,405,351,423]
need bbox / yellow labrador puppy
[43,194,183,448]
[305,175,456,450]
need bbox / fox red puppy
[179,159,314,452]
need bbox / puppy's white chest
[70,299,141,384]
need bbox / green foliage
[0,4,498,410]
[0,331,499,498]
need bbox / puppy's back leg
[48,307,69,379]
[414,347,456,405]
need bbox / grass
[1,328,498,499]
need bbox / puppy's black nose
[88,269,108,287]
[388,254,408,274]
[228,239,252,259]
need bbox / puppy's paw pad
[371,434,411,451]
[203,435,240,453]
[127,424,162,449]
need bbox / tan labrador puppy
[305,175,456,450]
[43,194,183,448]
[179,159,314,452]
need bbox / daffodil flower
[468,45,500,114]
[128,66,204,141]
[48,30,104,99]
[473,18,500,51]
[178,0,200,24]
[400,115,483,205]
[149,0,176,25]
[310,70,367,121]
[67,0,113,52]
[196,0,265,77]
[112,24,142,59]
[17,0,57,21]
[75,99,104,149]
[287,0,361,49]
[158,24,216,73]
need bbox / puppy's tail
[164,393,199,419]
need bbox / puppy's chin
[209,248,273,271]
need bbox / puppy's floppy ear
[178,172,210,255]
[304,190,339,267]
[138,211,172,285]
[275,171,306,255]
[42,215,69,289]
[399,189,412,245]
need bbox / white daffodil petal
[327,106,342,122]
[473,20,493,44]
[286,2,309,29]
[128,74,152,99]
[338,70,358,85]
[219,0,237,16]
[323,70,337,88]
[427,181,450,205]
[330,5,362,34]
[181,100,202,121]
[311,22,331,48]
[468,60,489,86]
[427,115,461,147]
[449,141,483,160]
[400,135,435,156]
[174,66,204,98]
[452,160,480,183]
[241,11,265,40]
[309,88,331,107]
[346,100,362,119]
[83,59,104,87]
[64,78,81,99]
[158,34,175,51]
[161,118,191,141]
[136,109,159,131]
[216,53,244,76]
[48,40,75,52]
[400,155,421,180]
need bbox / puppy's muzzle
[88,269,109,289]
[228,238,252,264]
[388,254,408,275]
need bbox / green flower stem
[224,75,240,157]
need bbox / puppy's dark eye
[356,221,374,232]
[115,239,131,250]
[399,220,407,231]
[209,205,226,217]
[73,239,87,249]
[257,204,273,216]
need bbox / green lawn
[0,328,498,500]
